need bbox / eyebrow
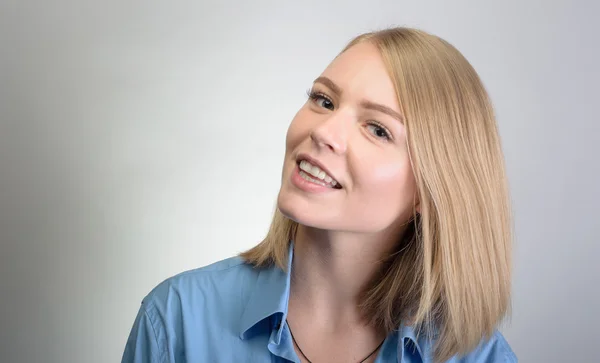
[313,76,405,123]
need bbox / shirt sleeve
[121,304,164,363]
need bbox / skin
[276,41,420,362]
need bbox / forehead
[319,42,400,111]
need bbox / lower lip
[291,164,340,193]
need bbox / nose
[309,112,348,154]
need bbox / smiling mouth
[297,159,342,189]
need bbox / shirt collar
[238,241,425,361]
[239,241,294,340]
[398,321,429,361]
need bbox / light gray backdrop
[1,1,598,362]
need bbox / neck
[289,221,408,329]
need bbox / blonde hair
[240,27,512,362]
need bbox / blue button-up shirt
[122,243,517,362]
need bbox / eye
[366,121,392,141]
[306,89,334,110]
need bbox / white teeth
[298,160,339,187]
[299,171,329,186]
[310,165,320,176]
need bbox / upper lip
[296,153,342,187]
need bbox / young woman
[122,27,516,363]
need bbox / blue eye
[306,90,334,110]
[305,89,393,142]
[366,122,392,141]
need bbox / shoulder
[452,330,517,363]
[142,255,257,305]
[139,255,259,322]
[122,256,261,362]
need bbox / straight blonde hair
[240,27,512,363]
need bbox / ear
[414,192,421,214]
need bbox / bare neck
[289,223,407,329]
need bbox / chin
[276,192,304,224]
[278,192,402,237]
[277,191,332,229]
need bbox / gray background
[1,1,598,362]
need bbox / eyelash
[305,89,393,142]
[306,89,333,109]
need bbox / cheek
[346,155,416,230]
[355,156,415,198]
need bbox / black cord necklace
[286,320,386,363]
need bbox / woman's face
[277,41,418,235]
